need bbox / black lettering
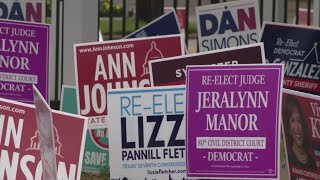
[167,114,185,147]
[250,32,258,43]
[201,40,210,51]
[138,116,144,148]
[147,115,165,147]
[121,117,135,148]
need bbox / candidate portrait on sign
[283,95,317,177]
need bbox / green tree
[100,0,123,17]
[46,0,52,17]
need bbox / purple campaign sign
[186,64,283,179]
[0,19,50,103]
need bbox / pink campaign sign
[74,34,184,129]
[0,97,87,179]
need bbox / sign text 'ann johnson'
[0,115,77,179]
[81,51,150,115]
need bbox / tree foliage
[100,0,123,17]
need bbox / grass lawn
[81,166,110,180]
[81,172,110,180]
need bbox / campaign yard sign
[0,97,87,179]
[150,43,265,86]
[74,34,184,129]
[0,19,50,103]
[108,86,192,179]
[196,0,260,52]
[186,64,283,179]
[33,85,57,179]
[282,89,320,180]
[125,10,181,39]
[295,8,314,26]
[260,22,320,95]
[164,7,186,32]
[60,85,109,173]
[60,85,78,115]
[0,0,45,23]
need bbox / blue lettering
[9,2,24,21]
[132,96,142,116]
[120,96,131,116]
[199,7,257,37]
[0,2,8,18]
[174,93,184,114]
[152,94,162,115]
[199,14,218,37]
[0,2,42,22]
[219,10,238,34]
[164,95,173,114]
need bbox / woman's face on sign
[289,106,304,147]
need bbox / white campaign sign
[196,0,260,52]
[33,85,57,180]
[108,86,191,180]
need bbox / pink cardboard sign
[74,34,184,129]
[0,97,87,179]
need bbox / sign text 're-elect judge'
[186,64,283,179]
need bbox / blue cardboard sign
[260,22,320,95]
[125,10,181,39]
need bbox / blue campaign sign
[260,22,320,95]
[125,10,181,38]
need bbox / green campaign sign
[60,85,78,114]
[60,85,109,173]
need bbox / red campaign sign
[0,98,87,180]
[282,89,320,180]
[296,8,314,26]
[74,34,184,129]
[284,77,320,93]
